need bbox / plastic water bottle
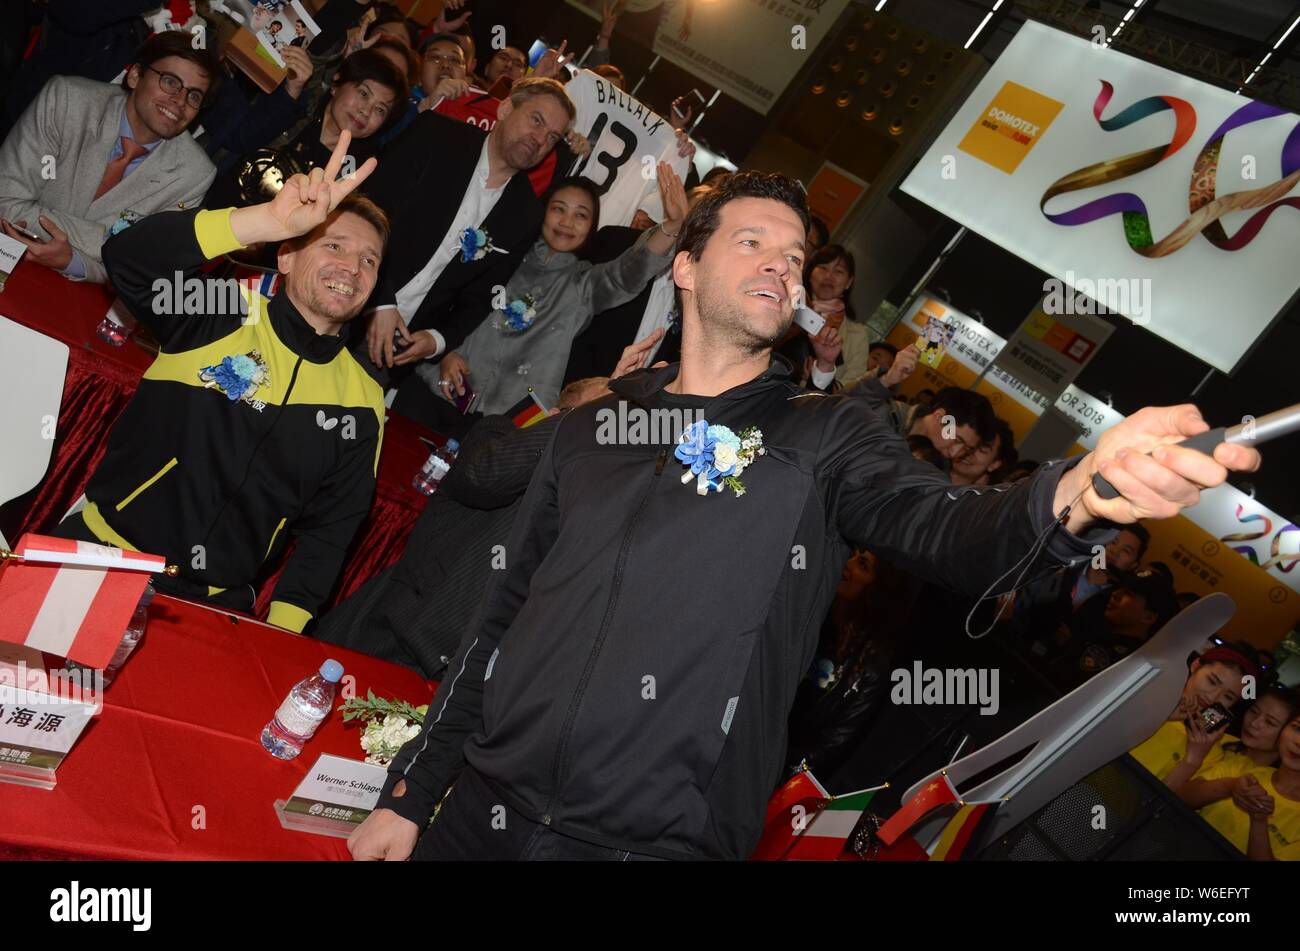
[260,659,344,760]
[95,312,132,347]
[66,582,153,687]
[412,438,459,496]
[102,583,154,685]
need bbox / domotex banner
[901,20,1300,374]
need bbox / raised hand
[1055,404,1261,534]
[599,0,621,43]
[612,327,666,378]
[657,162,689,232]
[231,131,378,246]
[673,126,696,160]
[280,44,313,99]
[1185,711,1230,761]
[810,323,843,372]
[565,130,592,158]
[669,96,693,131]
[435,0,472,33]
[345,8,379,55]
[881,343,919,388]
[533,40,570,80]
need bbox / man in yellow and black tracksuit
[55,145,388,633]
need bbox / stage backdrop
[901,20,1300,374]
[883,297,1297,648]
[567,0,853,116]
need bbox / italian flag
[752,768,882,860]
[0,534,163,667]
[782,787,881,861]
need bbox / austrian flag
[0,534,164,668]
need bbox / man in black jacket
[361,78,573,372]
[53,134,385,632]
[314,413,561,677]
[348,172,1261,861]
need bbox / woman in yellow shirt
[1190,716,1300,860]
[1129,645,1261,785]
[1171,686,1300,799]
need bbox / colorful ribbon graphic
[1040,82,1300,256]
[1219,506,1299,572]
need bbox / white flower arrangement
[339,690,427,767]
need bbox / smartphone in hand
[454,382,478,415]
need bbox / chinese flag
[0,534,163,668]
[875,773,959,846]
[750,768,830,860]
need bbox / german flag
[506,388,549,429]
[929,800,1001,861]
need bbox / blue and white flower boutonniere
[674,420,765,497]
[458,226,507,263]
[199,349,271,407]
[497,293,538,334]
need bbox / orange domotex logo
[958,81,1064,174]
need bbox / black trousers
[411,767,666,861]
[50,511,257,615]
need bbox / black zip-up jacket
[378,358,1110,858]
[91,208,385,631]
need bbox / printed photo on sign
[916,314,955,368]
[216,0,319,69]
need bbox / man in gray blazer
[0,30,219,284]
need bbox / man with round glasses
[0,30,218,284]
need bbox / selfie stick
[1091,401,1300,500]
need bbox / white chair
[0,316,69,549]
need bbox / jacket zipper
[199,353,305,549]
[540,445,668,826]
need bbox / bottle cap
[445,438,460,453]
[319,659,344,683]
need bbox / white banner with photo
[567,0,853,115]
[901,20,1300,374]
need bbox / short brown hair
[508,76,576,123]
[672,171,809,314]
[591,64,626,90]
[558,376,610,409]
[125,29,223,102]
[336,193,391,254]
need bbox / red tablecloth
[0,262,440,620]
[0,594,436,860]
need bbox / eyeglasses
[423,51,465,67]
[145,66,207,110]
